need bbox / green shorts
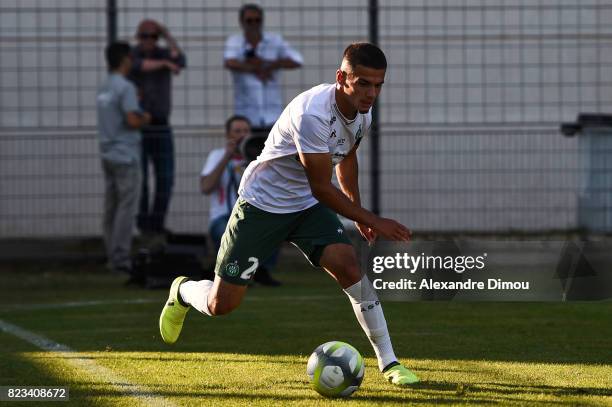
[215,198,352,285]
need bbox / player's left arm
[335,146,376,242]
[300,152,409,241]
[335,145,360,205]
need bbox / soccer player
[160,42,419,386]
[200,115,281,286]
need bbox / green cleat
[383,363,420,386]
[159,276,190,344]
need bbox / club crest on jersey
[226,261,240,277]
[356,124,362,139]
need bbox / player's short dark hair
[239,4,264,21]
[225,115,251,134]
[342,42,387,71]
[105,41,132,71]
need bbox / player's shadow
[405,380,612,403]
[475,382,612,397]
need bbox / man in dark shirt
[130,19,186,245]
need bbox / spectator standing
[130,19,186,246]
[224,4,303,136]
[96,42,151,273]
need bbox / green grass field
[1,256,611,406]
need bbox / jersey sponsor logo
[225,260,240,277]
[355,124,363,147]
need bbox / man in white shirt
[224,4,303,131]
[160,43,419,386]
[200,115,281,286]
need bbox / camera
[239,133,267,162]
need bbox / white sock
[179,280,213,316]
[343,276,398,371]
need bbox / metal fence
[1,1,612,237]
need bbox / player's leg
[177,274,248,317]
[318,244,418,385]
[159,277,246,344]
[318,243,399,369]
[290,204,418,385]
[188,199,284,314]
[159,198,289,343]
[176,215,245,316]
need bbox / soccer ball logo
[306,341,365,398]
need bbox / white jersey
[238,83,371,213]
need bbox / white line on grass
[0,318,176,407]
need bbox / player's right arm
[299,152,410,241]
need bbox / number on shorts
[240,257,259,280]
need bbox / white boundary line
[0,318,176,407]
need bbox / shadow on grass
[5,348,608,406]
[48,384,498,405]
[476,382,612,397]
[0,350,118,406]
[35,352,307,367]
[2,263,611,367]
[408,380,612,403]
[55,380,593,405]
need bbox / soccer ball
[306,341,365,398]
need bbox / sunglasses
[138,32,159,40]
[244,18,262,24]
